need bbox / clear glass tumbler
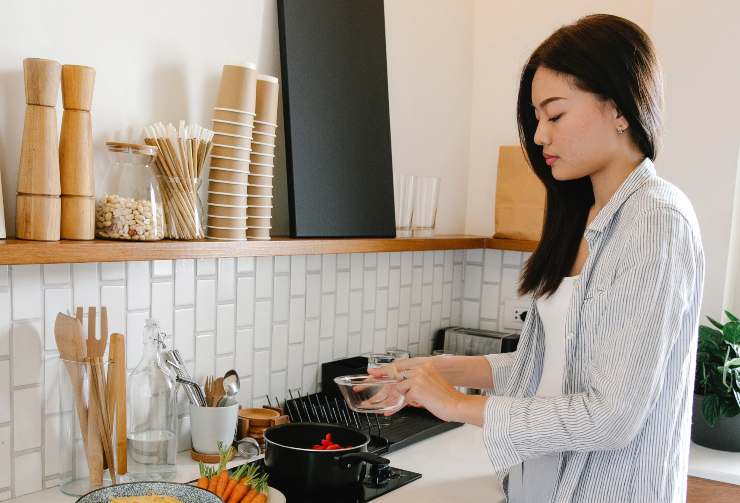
[412,176,440,236]
[58,359,118,496]
[394,175,415,237]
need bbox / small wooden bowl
[239,407,280,427]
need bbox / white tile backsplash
[174,259,195,306]
[0,290,9,357]
[43,288,72,350]
[101,262,125,282]
[321,255,336,293]
[174,308,195,362]
[290,256,306,295]
[0,248,516,498]
[236,277,255,327]
[73,263,99,310]
[126,262,149,311]
[273,275,290,323]
[195,279,216,332]
[13,387,42,451]
[255,257,273,298]
[289,297,305,344]
[254,301,273,349]
[0,426,10,489]
[216,304,235,355]
[236,257,255,274]
[0,361,10,423]
[43,264,70,286]
[12,321,43,386]
[11,265,42,320]
[151,282,174,336]
[197,259,216,276]
[13,451,42,496]
[152,260,173,278]
[217,258,235,302]
[101,285,126,336]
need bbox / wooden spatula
[53,313,89,458]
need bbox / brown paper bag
[493,145,546,241]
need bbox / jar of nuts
[96,142,165,240]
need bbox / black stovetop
[233,458,421,502]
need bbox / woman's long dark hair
[517,14,663,298]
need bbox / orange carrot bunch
[195,441,269,502]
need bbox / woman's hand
[368,357,488,425]
[367,356,432,380]
[393,362,465,422]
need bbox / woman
[370,14,705,503]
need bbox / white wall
[464,0,654,236]
[0,0,290,233]
[0,0,475,238]
[650,0,740,318]
[464,0,740,318]
[384,0,475,234]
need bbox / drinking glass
[394,175,415,237]
[412,176,440,236]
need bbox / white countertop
[7,425,739,502]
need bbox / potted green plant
[692,310,740,451]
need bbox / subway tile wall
[0,249,530,499]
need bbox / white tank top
[508,276,579,503]
[535,275,578,396]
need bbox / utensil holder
[58,359,118,496]
[189,404,239,455]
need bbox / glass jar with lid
[96,142,165,240]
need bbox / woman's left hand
[394,362,463,422]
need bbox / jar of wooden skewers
[144,122,213,240]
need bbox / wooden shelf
[0,235,537,265]
[486,237,538,252]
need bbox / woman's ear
[611,102,629,132]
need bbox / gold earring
[617,126,625,134]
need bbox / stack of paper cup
[206,64,258,241]
[247,75,280,240]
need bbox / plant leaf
[707,315,725,330]
[723,321,740,345]
[725,310,739,323]
[702,394,720,426]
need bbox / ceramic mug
[190,403,239,454]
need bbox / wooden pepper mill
[16,58,62,241]
[60,64,96,239]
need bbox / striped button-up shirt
[483,158,705,502]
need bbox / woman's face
[531,66,627,181]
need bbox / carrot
[215,468,230,497]
[222,463,250,501]
[196,462,210,489]
[243,474,268,503]
[210,441,233,495]
[241,487,258,503]
[228,465,258,503]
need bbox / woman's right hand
[367,356,435,409]
[367,356,433,381]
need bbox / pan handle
[334,451,390,469]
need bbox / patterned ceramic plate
[75,481,286,502]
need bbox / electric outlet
[503,300,530,330]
